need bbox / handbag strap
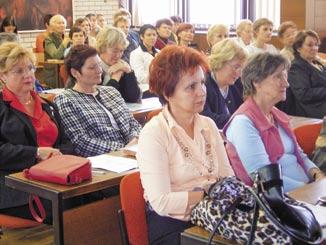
[29,194,46,223]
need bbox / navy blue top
[201,72,243,129]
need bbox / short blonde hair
[208,38,247,71]
[207,24,228,47]
[253,18,273,38]
[0,42,35,73]
[49,14,66,27]
[113,16,129,27]
[96,27,129,54]
[236,19,253,36]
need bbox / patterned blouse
[54,86,141,157]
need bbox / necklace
[22,95,33,105]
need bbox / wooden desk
[44,59,65,88]
[181,179,326,245]
[5,153,136,245]
[290,116,323,129]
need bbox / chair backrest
[294,122,323,155]
[0,214,40,229]
[59,64,68,87]
[119,172,148,245]
[145,109,162,123]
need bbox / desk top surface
[290,116,323,129]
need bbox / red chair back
[119,172,148,245]
[294,122,323,155]
[0,214,40,229]
[145,109,162,123]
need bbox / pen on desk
[92,169,107,175]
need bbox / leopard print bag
[190,177,292,244]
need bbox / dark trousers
[146,204,193,245]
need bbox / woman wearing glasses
[202,39,247,128]
[0,42,74,221]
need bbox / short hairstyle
[0,42,36,73]
[85,13,96,19]
[176,23,194,37]
[155,18,173,29]
[293,30,320,56]
[208,38,247,71]
[278,21,297,38]
[236,19,253,36]
[242,53,289,98]
[253,18,273,37]
[149,45,209,104]
[139,24,156,37]
[69,26,85,39]
[0,32,19,45]
[74,17,87,27]
[113,8,131,22]
[96,27,129,54]
[96,14,104,19]
[49,14,66,27]
[113,16,129,27]
[0,16,18,34]
[170,16,183,24]
[207,24,228,47]
[64,44,98,80]
[43,14,54,28]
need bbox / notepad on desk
[88,154,138,173]
[122,144,138,156]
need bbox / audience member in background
[235,19,253,49]
[96,14,106,29]
[247,18,278,55]
[278,21,298,62]
[64,26,86,57]
[35,14,53,53]
[312,116,326,172]
[206,24,229,53]
[0,42,74,221]
[85,13,99,38]
[130,24,158,95]
[154,18,175,50]
[55,45,141,157]
[0,32,18,45]
[44,14,70,88]
[0,15,18,34]
[137,45,233,244]
[288,30,326,118]
[176,23,195,47]
[113,15,138,64]
[74,17,96,47]
[169,15,183,43]
[113,8,139,45]
[202,39,246,128]
[96,27,141,102]
[224,53,324,192]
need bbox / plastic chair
[294,122,323,155]
[0,214,40,229]
[118,172,148,245]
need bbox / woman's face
[157,23,172,39]
[239,24,253,45]
[167,66,206,116]
[74,55,103,86]
[255,24,273,43]
[254,66,289,105]
[52,18,66,34]
[215,57,244,86]
[211,29,228,46]
[101,44,125,66]
[281,27,297,47]
[72,31,86,46]
[81,20,90,35]
[4,25,16,33]
[178,28,194,43]
[1,58,35,94]
[141,28,157,48]
[116,20,130,35]
[298,36,319,62]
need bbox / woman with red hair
[137,45,234,244]
[176,23,195,47]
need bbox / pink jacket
[223,97,305,185]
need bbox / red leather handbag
[23,155,92,185]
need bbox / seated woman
[74,17,96,47]
[44,14,70,88]
[0,42,74,220]
[64,26,86,57]
[278,21,298,62]
[224,53,324,192]
[247,18,278,55]
[130,24,159,94]
[202,39,246,128]
[0,15,18,34]
[137,45,234,244]
[154,18,175,50]
[235,19,253,49]
[288,30,326,119]
[176,23,195,47]
[96,27,141,103]
[55,45,141,157]
[206,24,229,53]
[312,116,326,172]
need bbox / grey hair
[96,26,129,54]
[242,53,290,98]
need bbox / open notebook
[88,154,138,173]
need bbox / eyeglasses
[10,65,36,76]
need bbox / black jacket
[288,56,326,118]
[0,94,74,209]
